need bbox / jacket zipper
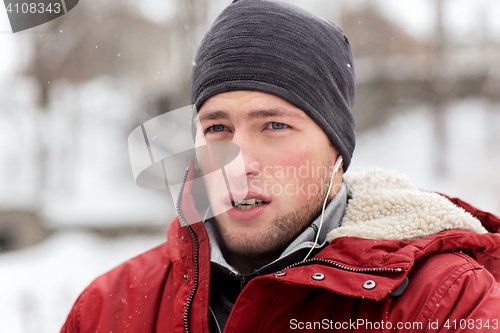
[283,257,403,274]
[175,167,199,333]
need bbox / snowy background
[1,0,499,331]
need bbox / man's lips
[226,199,270,221]
[223,192,271,206]
[217,191,271,222]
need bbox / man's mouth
[231,198,267,210]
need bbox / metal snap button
[183,273,188,282]
[274,271,286,277]
[363,280,376,290]
[311,273,325,281]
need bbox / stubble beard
[212,157,334,269]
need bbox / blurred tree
[432,0,449,175]
[339,1,500,175]
[23,0,211,205]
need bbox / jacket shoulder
[389,251,500,328]
[61,242,171,333]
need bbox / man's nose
[223,131,261,180]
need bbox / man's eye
[207,124,226,132]
[268,122,288,130]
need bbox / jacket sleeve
[60,289,87,333]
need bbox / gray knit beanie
[192,0,356,171]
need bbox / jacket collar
[327,169,490,242]
[321,169,500,282]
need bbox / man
[62,0,500,332]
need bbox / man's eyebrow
[198,111,230,122]
[198,108,307,122]
[247,109,306,120]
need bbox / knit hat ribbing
[192,0,356,170]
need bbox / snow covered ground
[0,231,166,332]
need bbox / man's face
[197,91,342,269]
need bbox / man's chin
[219,233,287,260]
[211,193,326,270]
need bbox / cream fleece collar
[326,169,488,242]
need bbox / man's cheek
[282,177,316,205]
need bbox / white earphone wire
[302,155,343,262]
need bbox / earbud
[332,155,343,175]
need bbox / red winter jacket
[61,169,500,332]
